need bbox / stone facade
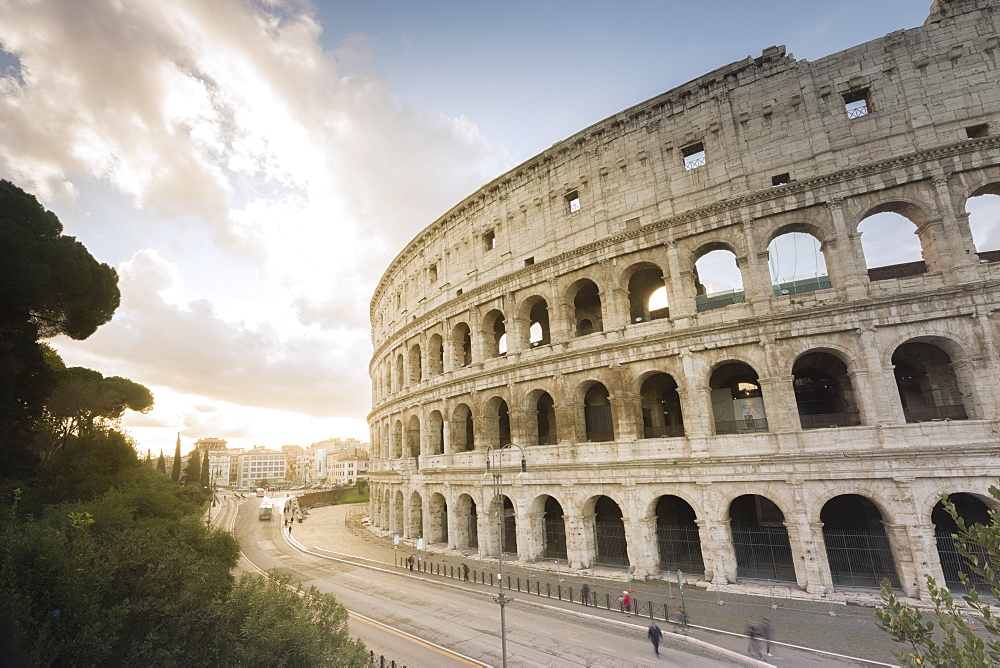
[367,0,1000,599]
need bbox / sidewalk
[290,501,904,666]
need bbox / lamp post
[207,465,221,526]
[484,443,527,668]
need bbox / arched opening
[427,334,444,376]
[821,495,900,588]
[583,382,614,442]
[767,230,830,296]
[408,343,422,384]
[392,490,404,535]
[858,207,930,280]
[967,190,1000,261]
[484,309,507,357]
[536,392,557,445]
[542,496,568,560]
[450,404,474,452]
[427,411,444,455]
[528,298,550,347]
[383,361,391,396]
[428,493,448,545]
[481,398,511,448]
[452,322,472,368]
[407,491,423,539]
[391,419,403,459]
[892,341,968,422]
[406,415,420,459]
[729,495,795,581]
[395,353,405,390]
[491,495,517,558]
[640,373,685,438]
[694,247,745,312]
[655,495,704,574]
[593,496,629,567]
[710,362,768,434]
[628,266,669,322]
[793,351,861,428]
[933,493,992,590]
[571,279,603,336]
[454,494,478,550]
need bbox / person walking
[622,591,632,617]
[647,621,663,657]
[461,563,470,581]
[746,619,763,659]
[581,583,591,606]
[674,607,689,635]
[760,617,773,657]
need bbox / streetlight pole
[485,443,527,668]
[207,465,220,526]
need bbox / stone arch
[394,352,405,390]
[765,224,832,296]
[427,492,449,545]
[931,491,993,590]
[691,241,746,312]
[524,388,558,446]
[487,493,518,558]
[482,308,507,357]
[407,490,423,539]
[578,380,614,442]
[454,493,479,550]
[792,349,862,428]
[449,402,475,452]
[528,494,568,561]
[567,277,604,336]
[392,489,404,536]
[427,410,444,455]
[653,494,704,574]
[518,294,551,348]
[622,261,669,323]
[728,494,795,581]
[821,494,900,588]
[855,199,937,277]
[480,394,512,448]
[427,333,444,376]
[891,337,970,422]
[391,419,403,459]
[709,361,768,434]
[408,342,422,384]
[964,183,1000,260]
[637,371,684,438]
[451,321,473,368]
[584,494,629,568]
[406,414,421,458]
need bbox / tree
[200,450,210,489]
[156,452,166,474]
[876,486,1000,666]
[183,449,201,486]
[0,180,120,471]
[171,434,181,482]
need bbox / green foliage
[183,448,201,486]
[219,572,368,667]
[876,487,1000,666]
[0,180,120,470]
[171,437,182,482]
[200,449,210,489]
[156,451,167,474]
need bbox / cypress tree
[183,449,201,485]
[171,433,181,482]
[200,449,210,488]
[156,452,166,474]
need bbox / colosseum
[368,0,1000,600]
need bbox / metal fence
[937,532,991,591]
[823,528,900,589]
[656,525,705,573]
[731,527,796,582]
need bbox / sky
[1,0,988,456]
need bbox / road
[212,495,895,667]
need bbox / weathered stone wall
[367,0,1000,600]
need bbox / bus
[258,500,273,521]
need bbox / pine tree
[200,449,210,489]
[171,433,181,482]
[156,452,166,474]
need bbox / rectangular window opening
[566,191,581,213]
[843,89,871,119]
[483,230,496,251]
[966,123,989,139]
[428,263,437,283]
[456,288,463,296]
[524,257,534,266]
[771,173,791,187]
[682,142,706,170]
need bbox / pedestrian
[647,621,663,657]
[675,607,689,635]
[622,590,632,617]
[760,617,773,657]
[581,582,591,606]
[746,619,762,659]
[287,522,292,534]
[407,555,414,571]
[462,562,470,581]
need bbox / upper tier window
[682,142,706,170]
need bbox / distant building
[328,447,369,486]
[237,447,287,488]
